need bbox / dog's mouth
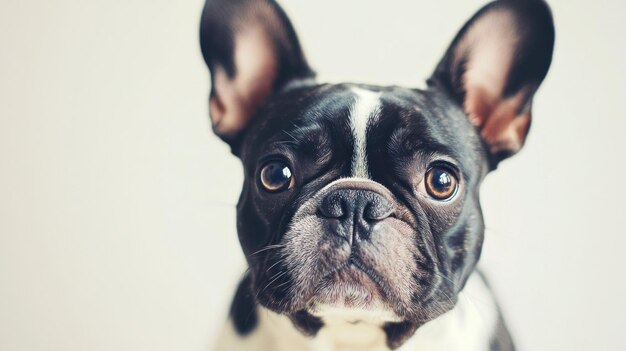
[307,256,390,310]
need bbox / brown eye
[425,166,459,201]
[259,161,293,192]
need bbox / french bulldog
[199,0,554,350]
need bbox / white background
[1,0,625,350]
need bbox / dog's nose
[318,189,393,241]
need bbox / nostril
[319,193,345,219]
[363,197,394,221]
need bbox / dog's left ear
[200,0,314,151]
[430,0,555,167]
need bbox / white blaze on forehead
[349,88,382,178]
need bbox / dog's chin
[305,263,400,323]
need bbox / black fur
[229,273,258,335]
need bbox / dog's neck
[213,272,499,351]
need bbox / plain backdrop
[1,0,625,350]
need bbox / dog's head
[200,0,553,346]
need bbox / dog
[199,0,554,350]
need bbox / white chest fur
[211,273,499,351]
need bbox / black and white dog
[200,0,554,350]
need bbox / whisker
[432,271,462,291]
[255,270,289,301]
[272,280,290,290]
[266,259,284,273]
[262,271,288,293]
[282,129,298,142]
[248,244,286,257]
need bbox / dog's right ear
[200,0,314,151]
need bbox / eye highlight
[259,161,294,192]
[424,165,459,201]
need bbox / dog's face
[236,83,488,320]
[201,0,553,345]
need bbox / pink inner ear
[468,87,531,153]
[455,9,530,154]
[210,26,277,137]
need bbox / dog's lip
[301,257,394,314]
[347,258,386,291]
[314,256,387,297]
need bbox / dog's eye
[424,166,458,201]
[259,161,293,192]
